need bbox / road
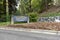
[0,29,60,40]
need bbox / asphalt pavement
[0,29,60,40]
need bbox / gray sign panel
[11,16,29,24]
[13,16,29,22]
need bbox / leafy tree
[0,0,4,14]
[19,0,52,14]
[0,0,5,21]
[31,0,52,13]
[0,0,18,21]
[19,0,32,15]
[3,0,18,15]
[31,0,41,12]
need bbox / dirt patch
[7,22,60,31]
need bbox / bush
[28,12,38,22]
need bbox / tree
[0,0,18,21]
[3,0,18,15]
[31,0,41,12]
[19,0,32,15]
[0,0,4,14]
[19,0,52,14]
[0,0,5,21]
[31,0,52,13]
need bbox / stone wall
[38,16,60,22]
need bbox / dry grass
[7,22,60,31]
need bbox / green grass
[40,12,60,17]
[0,22,10,26]
[0,22,27,26]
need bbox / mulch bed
[7,22,60,31]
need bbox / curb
[0,27,59,35]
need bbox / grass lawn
[40,12,60,17]
[0,21,27,26]
[0,22,10,26]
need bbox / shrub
[28,12,38,22]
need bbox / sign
[11,16,29,24]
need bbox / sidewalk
[0,27,59,35]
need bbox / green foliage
[0,0,5,22]
[3,0,17,14]
[20,0,52,14]
[0,0,4,13]
[20,0,32,15]
[0,0,53,22]
[0,0,18,22]
[28,12,38,22]
[40,12,60,17]
[31,0,41,12]
[0,22,10,26]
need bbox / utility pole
[6,0,9,25]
